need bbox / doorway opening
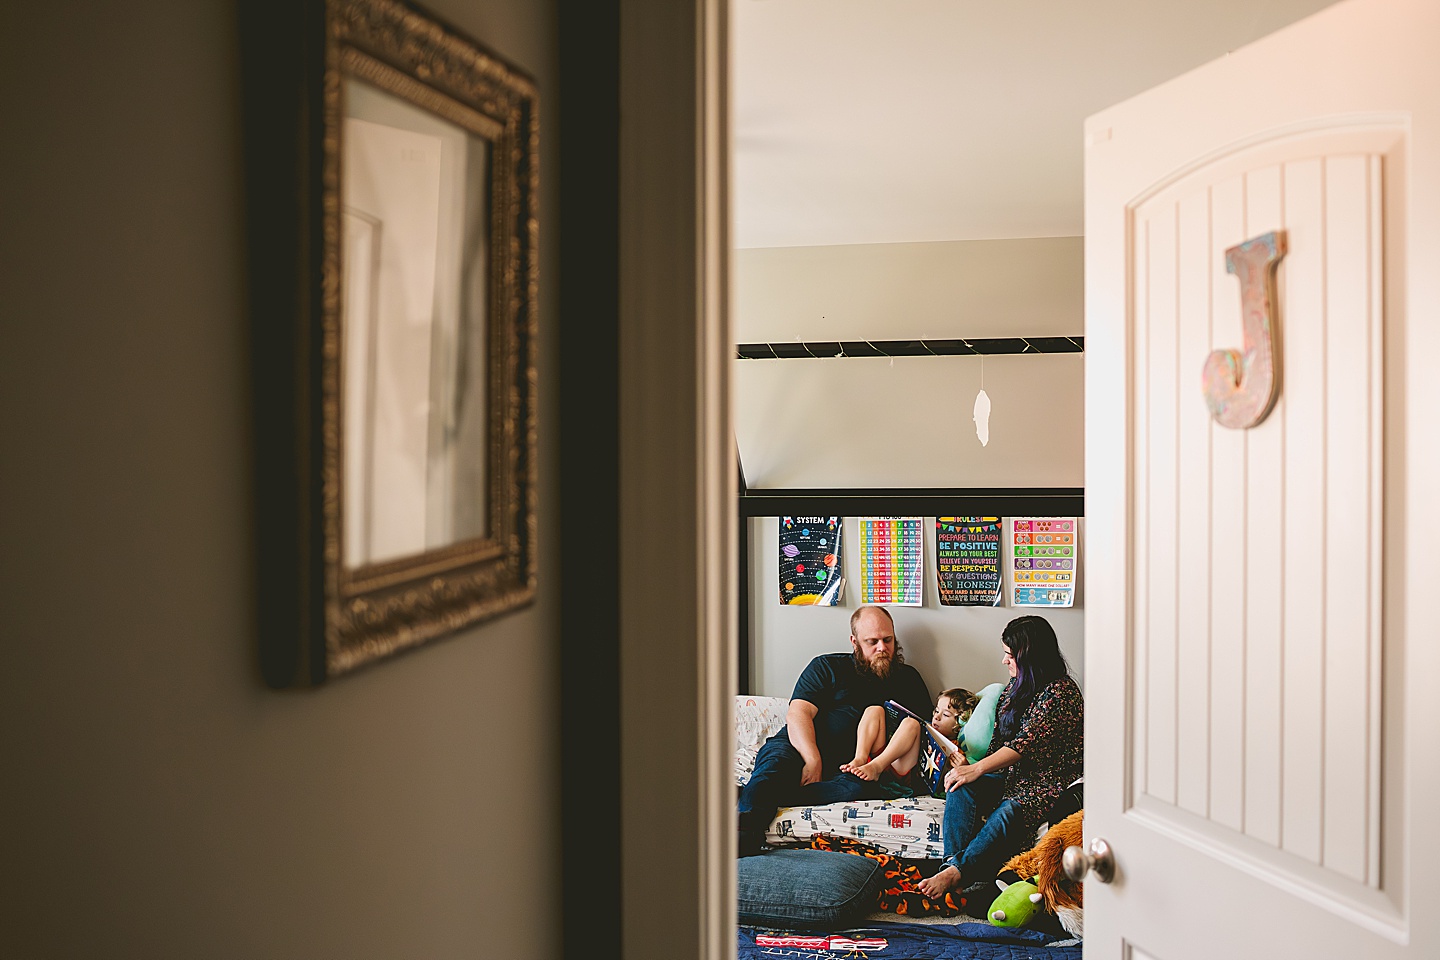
[726,0,1344,954]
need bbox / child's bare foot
[846,758,890,781]
[917,865,961,899]
[839,755,870,775]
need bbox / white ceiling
[733,0,1342,249]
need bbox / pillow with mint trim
[960,682,1006,763]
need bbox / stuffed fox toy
[995,809,1085,937]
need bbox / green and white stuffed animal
[987,875,1044,928]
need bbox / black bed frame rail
[736,336,1083,360]
[738,486,1085,519]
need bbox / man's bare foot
[917,865,961,899]
[839,755,870,775]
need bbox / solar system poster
[936,517,1003,606]
[1009,517,1078,607]
[779,517,844,606]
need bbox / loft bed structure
[731,238,1089,701]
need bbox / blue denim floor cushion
[736,848,886,929]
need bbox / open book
[884,700,963,762]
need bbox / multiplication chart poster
[858,517,924,606]
[1010,518,1078,607]
[936,517,1003,606]
[779,517,844,605]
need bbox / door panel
[1173,188,1211,822]
[1085,1,1438,955]
[1129,130,1391,894]
[1242,164,1284,853]
[1206,171,1250,837]
[1280,155,1327,867]
[1142,199,1179,808]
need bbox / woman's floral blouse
[991,675,1084,829]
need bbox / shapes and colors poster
[858,517,923,606]
[936,517,1003,606]
[1010,517,1078,607]
[779,517,844,605]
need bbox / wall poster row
[777,516,1077,609]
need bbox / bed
[736,696,947,859]
[735,695,1083,959]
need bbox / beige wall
[747,518,1085,701]
[734,238,1084,489]
[0,2,560,958]
[735,352,1084,489]
[735,237,1082,342]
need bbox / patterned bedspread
[738,696,948,860]
[765,796,947,860]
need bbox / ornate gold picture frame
[242,0,538,686]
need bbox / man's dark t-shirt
[790,653,931,773]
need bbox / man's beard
[853,645,904,679]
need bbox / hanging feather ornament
[973,353,991,446]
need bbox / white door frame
[619,1,735,958]
[625,0,1440,957]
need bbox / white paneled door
[1085,1,1439,958]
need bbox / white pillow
[735,695,790,785]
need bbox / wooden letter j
[1203,230,1287,429]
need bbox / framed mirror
[243,0,538,685]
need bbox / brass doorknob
[1062,837,1115,883]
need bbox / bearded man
[738,605,932,857]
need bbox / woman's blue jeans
[941,772,1030,885]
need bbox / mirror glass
[340,75,493,569]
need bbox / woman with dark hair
[917,615,1083,899]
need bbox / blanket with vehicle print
[765,795,947,859]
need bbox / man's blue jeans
[738,728,894,855]
[940,772,1030,885]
